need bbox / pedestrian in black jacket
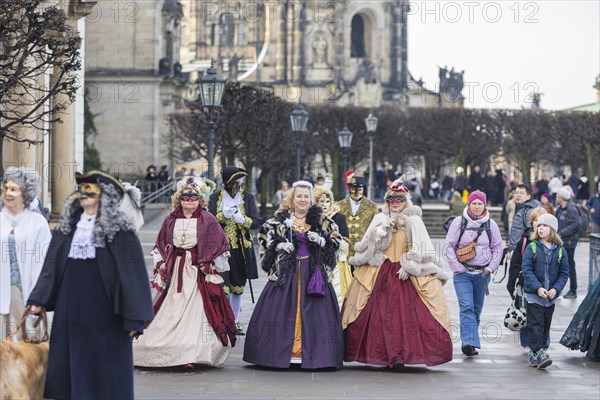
[493,169,506,206]
[555,188,581,299]
[467,164,485,193]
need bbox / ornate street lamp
[197,59,226,180]
[290,104,309,180]
[338,126,354,195]
[365,113,379,201]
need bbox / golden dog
[0,338,49,400]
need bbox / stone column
[50,71,78,216]
[48,1,96,216]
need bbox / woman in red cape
[134,177,235,370]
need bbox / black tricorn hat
[222,166,247,185]
[347,176,366,187]
[75,170,125,197]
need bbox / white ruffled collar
[68,212,101,259]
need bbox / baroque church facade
[183,0,464,108]
[84,0,465,176]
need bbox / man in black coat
[484,169,497,205]
[555,188,582,299]
[467,163,485,193]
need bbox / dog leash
[6,307,49,343]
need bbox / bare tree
[0,0,81,174]
[166,109,202,164]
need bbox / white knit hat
[537,213,558,232]
[558,187,571,200]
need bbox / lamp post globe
[337,126,353,196]
[290,104,309,180]
[197,60,226,108]
[365,114,378,201]
[196,60,226,181]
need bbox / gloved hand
[276,242,295,253]
[151,249,163,265]
[398,269,410,281]
[307,231,326,247]
[223,206,236,219]
[376,216,394,239]
[233,211,245,224]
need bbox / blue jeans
[454,272,490,348]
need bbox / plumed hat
[389,179,410,194]
[176,176,202,195]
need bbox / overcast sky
[407,0,599,110]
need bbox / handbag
[504,276,527,331]
[0,308,50,400]
[455,223,486,263]
[306,248,326,297]
[455,241,477,263]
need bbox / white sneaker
[523,346,531,355]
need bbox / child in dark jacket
[507,207,548,352]
[522,213,570,369]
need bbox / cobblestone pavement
[134,211,599,399]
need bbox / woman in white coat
[0,168,51,340]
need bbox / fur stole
[259,205,339,287]
[349,205,450,283]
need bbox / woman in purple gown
[243,180,343,369]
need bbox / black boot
[461,345,479,356]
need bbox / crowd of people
[1,164,598,398]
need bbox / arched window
[351,14,366,58]
[237,22,246,46]
[220,14,235,47]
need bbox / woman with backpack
[506,207,548,352]
[445,190,504,357]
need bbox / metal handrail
[140,181,173,205]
